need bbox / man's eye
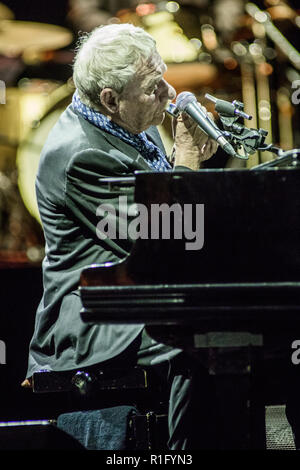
[147,84,159,95]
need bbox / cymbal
[0,20,73,57]
[0,2,14,20]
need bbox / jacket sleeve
[65,147,137,254]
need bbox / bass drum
[16,82,74,223]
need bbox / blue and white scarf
[72,90,172,172]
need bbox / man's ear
[99,88,120,114]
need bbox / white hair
[73,23,157,108]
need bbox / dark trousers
[132,329,219,450]
[285,365,300,449]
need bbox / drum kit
[0,1,298,266]
[0,3,75,265]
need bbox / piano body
[79,159,300,449]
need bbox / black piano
[79,158,300,449]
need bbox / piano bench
[32,367,149,395]
[30,367,168,450]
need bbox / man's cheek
[144,94,156,105]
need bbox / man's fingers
[203,139,218,157]
[180,104,212,130]
[171,116,178,138]
[210,139,219,154]
[180,112,193,129]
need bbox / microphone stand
[204,93,300,168]
[250,147,300,170]
[166,97,300,166]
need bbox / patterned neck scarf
[72,90,172,172]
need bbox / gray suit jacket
[27,104,170,377]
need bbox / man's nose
[159,80,176,102]
[167,84,176,101]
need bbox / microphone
[205,93,252,120]
[175,92,237,158]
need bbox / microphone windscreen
[175,92,197,112]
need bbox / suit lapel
[73,106,166,171]
[99,129,154,171]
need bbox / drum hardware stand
[245,3,300,71]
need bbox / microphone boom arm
[166,96,300,166]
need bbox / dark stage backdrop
[0,266,44,420]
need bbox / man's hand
[172,105,218,170]
[21,378,32,389]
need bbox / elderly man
[23,23,218,449]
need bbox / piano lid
[80,166,300,286]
